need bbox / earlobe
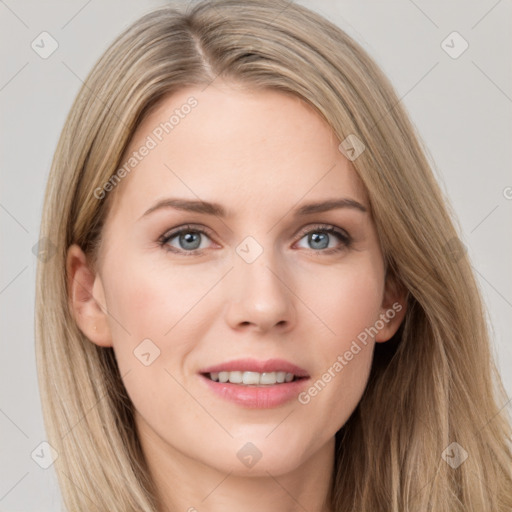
[66,244,112,347]
[375,272,408,343]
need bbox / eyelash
[157,223,352,257]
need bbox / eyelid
[159,223,215,242]
[294,223,350,241]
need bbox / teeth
[260,372,277,385]
[243,371,260,385]
[225,371,242,383]
[207,371,297,385]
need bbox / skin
[67,81,406,512]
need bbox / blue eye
[295,225,351,253]
[159,224,212,255]
[158,223,351,256]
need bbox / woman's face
[68,82,405,479]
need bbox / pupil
[181,232,200,250]
[310,232,328,249]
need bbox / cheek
[101,255,226,392]
[101,261,209,427]
[298,256,384,343]
[294,258,383,425]
[104,254,217,338]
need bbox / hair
[35,1,512,510]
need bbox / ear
[66,244,112,347]
[375,270,407,343]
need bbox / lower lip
[199,374,309,409]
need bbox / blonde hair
[35,1,512,510]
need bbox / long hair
[35,1,512,510]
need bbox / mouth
[202,370,306,386]
[198,357,310,384]
[197,358,310,408]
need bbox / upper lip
[199,358,310,378]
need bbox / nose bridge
[234,234,285,299]
[225,234,296,330]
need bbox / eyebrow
[140,197,367,220]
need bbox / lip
[199,358,310,377]
[198,358,310,409]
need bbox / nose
[224,248,297,334]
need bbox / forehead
[105,82,367,223]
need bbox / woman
[35,1,512,511]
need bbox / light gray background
[1,1,511,510]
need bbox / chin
[217,453,307,477]
[202,434,317,477]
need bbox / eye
[294,224,351,254]
[158,224,214,255]
[158,223,352,256]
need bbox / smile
[205,371,299,385]
[198,358,310,408]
